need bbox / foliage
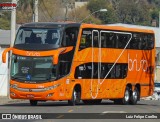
[85,0,159,26]
[0,12,10,30]
[68,5,101,24]
[38,0,64,22]
[16,0,33,23]
[0,0,160,30]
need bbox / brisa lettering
[26,51,40,56]
[128,54,148,72]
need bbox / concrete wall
[0,47,9,96]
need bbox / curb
[0,97,25,105]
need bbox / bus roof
[20,22,154,34]
[81,23,154,34]
[21,22,81,28]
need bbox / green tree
[115,0,151,25]
[87,0,120,24]
[68,5,102,24]
[38,0,64,22]
[0,0,11,29]
[0,18,10,30]
[16,0,33,23]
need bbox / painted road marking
[56,115,64,119]
[68,109,73,112]
[100,111,127,115]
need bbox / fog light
[10,84,18,89]
[10,92,16,96]
[47,93,54,97]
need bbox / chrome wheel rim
[125,90,129,102]
[133,90,138,101]
[73,90,77,101]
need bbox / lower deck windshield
[11,55,56,83]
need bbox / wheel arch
[126,83,132,91]
[69,83,81,99]
[126,83,132,95]
[74,84,81,93]
[135,83,140,100]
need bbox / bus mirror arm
[2,47,12,63]
[53,48,67,65]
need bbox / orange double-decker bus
[2,22,155,106]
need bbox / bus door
[91,30,102,95]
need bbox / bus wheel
[121,86,130,105]
[68,88,81,106]
[130,88,139,105]
[30,100,38,106]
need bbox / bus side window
[79,35,86,50]
[115,64,127,78]
[107,33,116,48]
[74,63,92,79]
[86,35,92,47]
[93,34,99,47]
[138,34,147,50]
[62,27,78,47]
[130,33,140,49]
[101,33,106,48]
[117,34,128,49]
[58,61,71,78]
[79,34,92,50]
[115,65,121,78]
[100,32,118,48]
[147,34,154,50]
[107,64,115,78]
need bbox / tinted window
[147,34,154,49]
[61,27,79,47]
[79,29,92,50]
[129,33,154,50]
[101,32,116,48]
[15,28,61,45]
[75,63,128,79]
[117,34,130,49]
[79,29,154,50]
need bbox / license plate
[26,94,34,98]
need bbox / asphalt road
[0,100,160,122]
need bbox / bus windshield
[11,55,57,83]
[14,28,62,50]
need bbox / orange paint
[2,23,155,103]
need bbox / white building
[0,30,10,96]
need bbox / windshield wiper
[11,76,25,80]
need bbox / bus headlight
[10,84,18,89]
[45,84,60,91]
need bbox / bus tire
[121,86,130,105]
[130,88,139,105]
[68,87,81,106]
[30,100,38,106]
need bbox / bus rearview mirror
[2,48,12,63]
[52,48,67,65]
